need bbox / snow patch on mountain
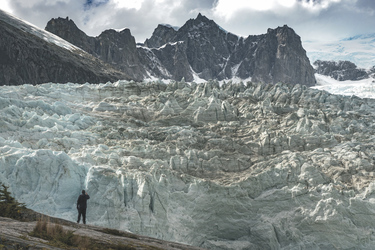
[113,27,130,33]
[231,62,241,76]
[190,70,207,84]
[156,41,184,50]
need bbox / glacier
[313,74,375,99]
[304,35,375,69]
[2,78,375,249]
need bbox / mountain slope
[45,17,146,81]
[46,14,316,86]
[0,10,130,85]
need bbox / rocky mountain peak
[276,25,304,48]
[141,15,315,85]
[97,28,135,48]
[0,10,129,85]
[143,24,178,48]
[179,13,228,37]
[46,17,146,81]
[45,13,316,86]
[196,12,206,21]
[265,25,303,49]
[99,28,132,37]
[45,16,78,32]
[144,13,224,49]
[192,13,214,27]
[45,17,92,53]
[248,24,316,85]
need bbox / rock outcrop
[0,215,204,249]
[0,10,130,86]
[46,14,316,86]
[45,17,146,81]
[2,79,375,249]
[313,60,369,81]
[142,14,316,86]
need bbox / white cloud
[299,0,343,12]
[214,0,296,17]
[1,0,375,45]
[112,0,144,10]
[0,1,13,13]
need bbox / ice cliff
[1,80,375,249]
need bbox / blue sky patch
[84,0,109,10]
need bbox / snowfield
[314,73,375,99]
[304,34,375,69]
[2,78,375,249]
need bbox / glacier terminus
[1,79,375,249]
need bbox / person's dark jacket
[77,194,90,210]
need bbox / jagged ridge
[45,17,147,81]
[142,14,316,85]
[46,14,316,86]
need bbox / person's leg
[82,207,87,224]
[77,209,81,223]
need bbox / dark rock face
[46,14,316,86]
[141,14,316,86]
[313,60,369,81]
[0,11,129,86]
[144,24,178,48]
[251,26,316,86]
[44,17,96,54]
[46,17,146,81]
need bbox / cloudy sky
[0,0,374,44]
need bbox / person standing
[77,190,90,224]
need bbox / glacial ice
[1,79,375,249]
[304,36,375,69]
